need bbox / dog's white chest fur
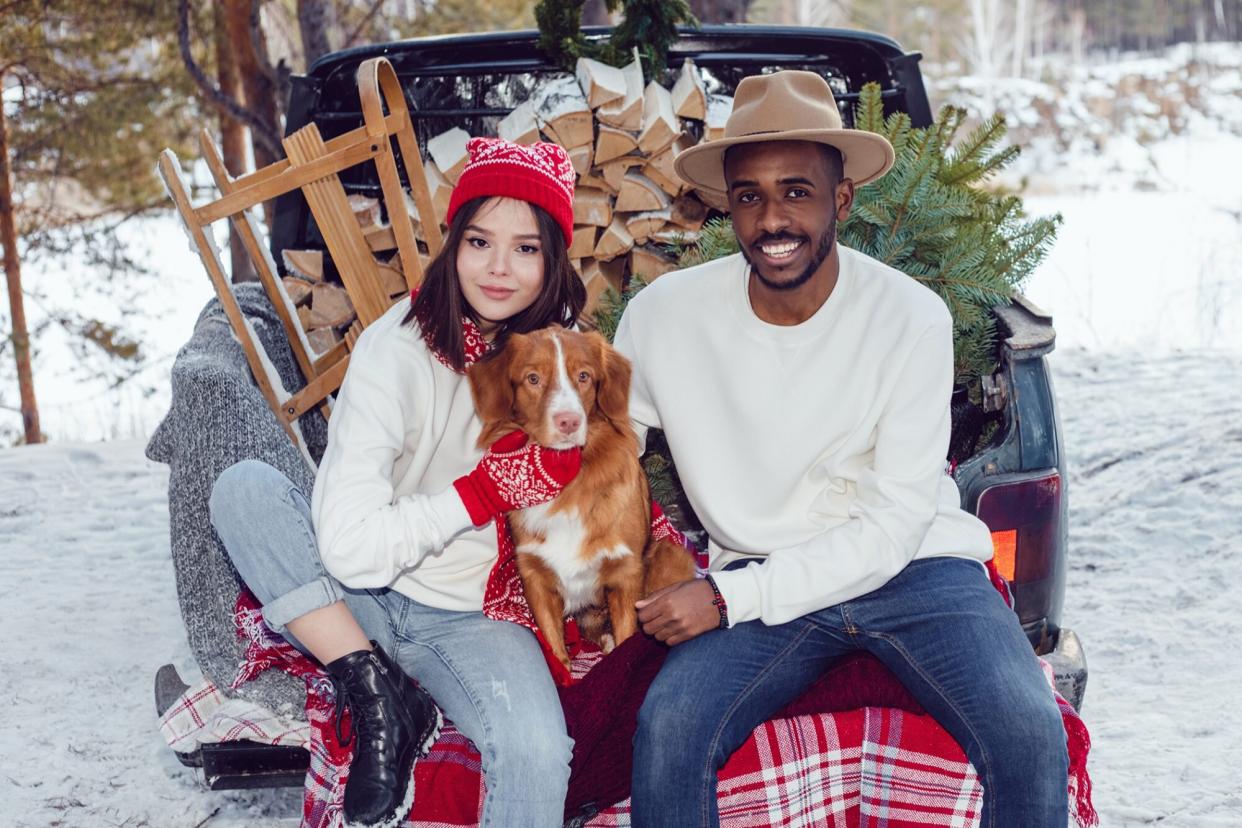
[514,502,634,614]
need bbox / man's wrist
[703,574,730,630]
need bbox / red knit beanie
[446,137,576,245]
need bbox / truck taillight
[975,472,1061,585]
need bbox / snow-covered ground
[4,349,1241,827]
[3,42,1242,828]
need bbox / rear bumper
[1043,627,1088,712]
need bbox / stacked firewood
[280,194,425,355]
[280,55,732,347]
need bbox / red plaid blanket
[210,547,1094,828]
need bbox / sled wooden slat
[156,150,303,451]
[282,355,351,421]
[160,56,439,458]
[283,123,391,327]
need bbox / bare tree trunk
[1012,0,1028,77]
[215,1,255,283]
[224,0,281,227]
[297,0,334,68]
[0,85,42,445]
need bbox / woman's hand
[453,431,582,526]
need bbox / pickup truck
[163,22,1088,791]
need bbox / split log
[569,225,599,259]
[639,81,679,155]
[425,161,454,224]
[568,144,594,177]
[629,244,679,282]
[651,227,699,246]
[376,261,407,297]
[578,168,616,195]
[365,223,398,253]
[596,49,644,131]
[599,156,644,192]
[705,94,733,141]
[672,59,706,120]
[669,193,708,230]
[625,208,671,243]
[579,256,626,323]
[427,127,471,184]
[573,188,613,227]
[306,326,342,355]
[347,194,381,228]
[534,76,593,149]
[308,282,356,329]
[498,100,540,145]
[297,304,314,331]
[643,146,681,196]
[593,216,634,261]
[615,171,672,213]
[282,249,324,282]
[282,276,313,306]
[595,125,639,164]
[575,57,627,109]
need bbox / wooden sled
[158,57,442,461]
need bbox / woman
[209,137,586,828]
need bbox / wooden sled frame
[158,57,443,461]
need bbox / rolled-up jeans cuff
[260,575,345,634]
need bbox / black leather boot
[326,643,442,828]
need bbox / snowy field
[4,44,1242,828]
[4,349,1241,827]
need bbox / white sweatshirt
[310,297,489,611]
[612,247,994,627]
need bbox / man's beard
[740,217,836,292]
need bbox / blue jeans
[631,557,1069,828]
[209,459,571,828]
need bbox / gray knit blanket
[146,284,329,716]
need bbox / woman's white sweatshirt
[310,298,486,610]
[612,247,995,627]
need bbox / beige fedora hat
[675,70,895,193]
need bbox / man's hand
[636,579,720,646]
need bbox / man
[612,71,1069,827]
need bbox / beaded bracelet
[704,574,730,630]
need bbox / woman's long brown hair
[403,196,586,371]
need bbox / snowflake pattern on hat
[462,136,576,200]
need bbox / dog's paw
[600,633,616,654]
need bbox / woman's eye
[526,373,540,386]
[468,237,488,249]
[577,371,590,383]
[518,244,540,254]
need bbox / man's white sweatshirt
[310,298,486,610]
[612,247,994,627]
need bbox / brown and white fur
[468,327,695,673]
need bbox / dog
[467,327,696,673]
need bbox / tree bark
[214,1,255,283]
[0,83,43,444]
[224,0,281,226]
[297,0,334,69]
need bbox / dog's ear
[468,338,520,448]
[589,331,632,429]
